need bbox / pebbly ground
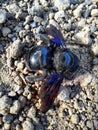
[0,0,98,130]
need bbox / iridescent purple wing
[39,73,63,113]
[46,24,65,47]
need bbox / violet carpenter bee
[25,24,79,113]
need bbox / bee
[26,24,79,113]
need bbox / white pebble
[10,100,21,114]
[91,9,98,17]
[71,114,79,124]
[57,86,70,101]
[0,9,7,24]
[54,0,70,10]
[73,3,84,18]
[27,106,36,121]
[4,123,10,130]
[22,120,34,130]
[91,43,98,56]
[93,119,98,128]
[13,85,21,92]
[40,0,48,7]
[54,10,65,21]
[80,73,93,88]
[7,3,19,14]
[0,95,12,115]
[75,30,92,45]
[86,120,94,129]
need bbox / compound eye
[63,52,71,66]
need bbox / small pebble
[8,91,16,96]
[85,0,92,5]
[23,86,31,97]
[16,124,22,130]
[6,58,14,68]
[93,119,98,128]
[73,4,84,18]
[2,27,11,37]
[27,93,32,100]
[28,4,43,16]
[0,117,2,125]
[83,9,90,18]
[17,62,25,71]
[54,0,70,10]
[34,16,42,23]
[64,22,71,31]
[0,44,4,53]
[0,95,12,115]
[92,0,98,3]
[3,114,13,123]
[22,120,34,130]
[6,39,24,59]
[30,22,36,28]
[0,9,7,24]
[19,30,27,38]
[14,76,23,86]
[6,3,22,19]
[10,100,21,114]
[70,0,78,4]
[71,114,79,124]
[4,123,10,130]
[19,115,24,122]
[91,9,98,17]
[80,73,93,88]
[86,120,94,129]
[24,15,32,25]
[13,85,21,92]
[86,88,94,100]
[40,0,48,7]
[75,29,92,45]
[36,26,44,33]
[74,99,83,109]
[27,106,36,121]
[54,10,65,21]
[78,19,86,27]
[49,13,54,19]
[25,24,30,30]
[19,96,26,107]
[91,43,98,56]
[57,86,70,101]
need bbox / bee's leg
[25,69,47,83]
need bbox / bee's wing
[39,73,63,113]
[46,24,65,47]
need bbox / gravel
[0,0,98,130]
